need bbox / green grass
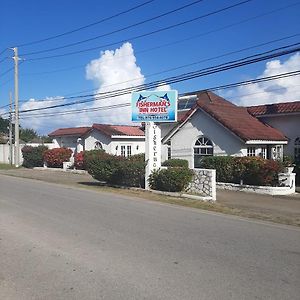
[0,163,18,170]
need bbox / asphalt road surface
[1,174,300,300]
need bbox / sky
[0,0,299,134]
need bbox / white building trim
[245,140,288,145]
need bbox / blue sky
[0,0,299,133]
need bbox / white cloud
[86,42,145,124]
[19,42,146,134]
[223,53,300,106]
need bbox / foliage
[84,150,145,187]
[43,147,72,168]
[21,145,48,168]
[74,151,85,169]
[162,158,189,168]
[282,155,295,167]
[149,167,194,192]
[40,135,53,143]
[0,117,9,134]
[20,128,39,143]
[200,156,284,186]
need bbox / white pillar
[145,122,161,190]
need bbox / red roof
[247,101,300,116]
[92,124,145,137]
[48,126,91,137]
[166,91,287,142]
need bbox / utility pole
[12,47,19,167]
[9,91,13,165]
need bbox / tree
[20,128,38,143]
[0,117,9,134]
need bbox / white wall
[0,143,55,164]
[84,130,112,152]
[168,109,245,168]
[111,138,145,156]
[259,114,300,157]
[52,136,78,153]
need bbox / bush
[149,167,194,192]
[74,151,84,169]
[200,156,283,186]
[110,157,146,188]
[162,158,189,168]
[84,150,146,187]
[22,145,48,168]
[43,147,72,168]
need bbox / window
[194,136,213,168]
[94,141,103,150]
[260,147,267,159]
[247,147,256,157]
[295,137,300,163]
[167,140,171,160]
[127,145,132,157]
[272,145,283,160]
[121,145,126,157]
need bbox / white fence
[0,143,56,165]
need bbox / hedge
[200,156,284,186]
[22,145,48,168]
[43,147,72,168]
[162,158,189,168]
[84,150,146,187]
[149,167,194,192]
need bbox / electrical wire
[21,0,206,56]
[17,70,300,120]
[23,0,254,60]
[15,33,300,105]
[11,43,300,115]
[16,0,156,47]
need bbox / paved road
[1,175,300,300]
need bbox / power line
[21,31,300,79]
[16,0,156,48]
[16,33,300,103]
[18,70,300,120]
[12,43,300,115]
[21,0,205,56]
[23,0,254,60]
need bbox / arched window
[194,136,213,168]
[295,137,300,163]
[94,141,103,150]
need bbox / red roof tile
[48,127,91,137]
[247,101,300,116]
[166,91,287,142]
[92,124,145,137]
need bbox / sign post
[131,90,177,189]
[145,122,161,189]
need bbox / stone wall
[186,168,216,201]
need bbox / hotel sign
[131,90,177,122]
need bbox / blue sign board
[131,90,178,122]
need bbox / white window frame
[121,145,126,157]
[260,147,267,159]
[247,147,256,157]
[194,136,213,168]
[127,145,132,157]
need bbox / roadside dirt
[0,168,299,226]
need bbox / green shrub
[200,156,283,186]
[84,150,145,187]
[149,167,194,192]
[22,145,48,168]
[84,150,120,182]
[110,158,146,188]
[162,158,189,168]
[43,147,72,168]
[200,156,237,182]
